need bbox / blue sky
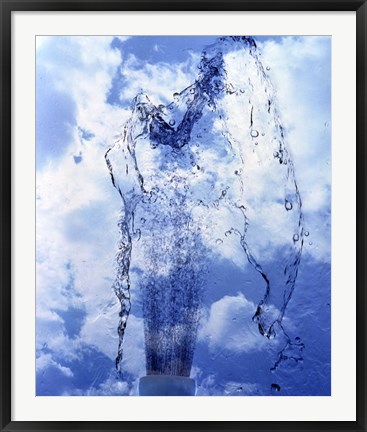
[36,35,331,396]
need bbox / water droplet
[173,92,180,102]
[216,238,223,245]
[304,230,309,237]
[285,200,293,211]
[250,130,259,138]
[309,241,313,246]
[271,383,280,392]
[266,66,271,71]
[190,88,195,94]
[140,217,146,224]
[273,151,279,158]
[135,229,141,241]
[225,230,232,237]
[169,120,175,126]
[293,234,299,242]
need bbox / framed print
[1,0,366,430]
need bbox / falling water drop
[293,234,299,242]
[169,120,176,126]
[285,200,293,211]
[271,383,280,392]
[135,229,141,241]
[250,130,259,138]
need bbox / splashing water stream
[106,36,304,377]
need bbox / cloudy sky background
[36,35,331,396]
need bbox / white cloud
[80,310,145,378]
[116,36,131,44]
[258,36,331,262]
[36,353,74,378]
[38,36,130,149]
[36,36,129,372]
[198,293,270,353]
[118,51,200,106]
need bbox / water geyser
[105,36,304,395]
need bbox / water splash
[271,331,305,372]
[106,36,304,374]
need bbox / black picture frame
[1,1,366,431]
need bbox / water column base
[139,375,196,396]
